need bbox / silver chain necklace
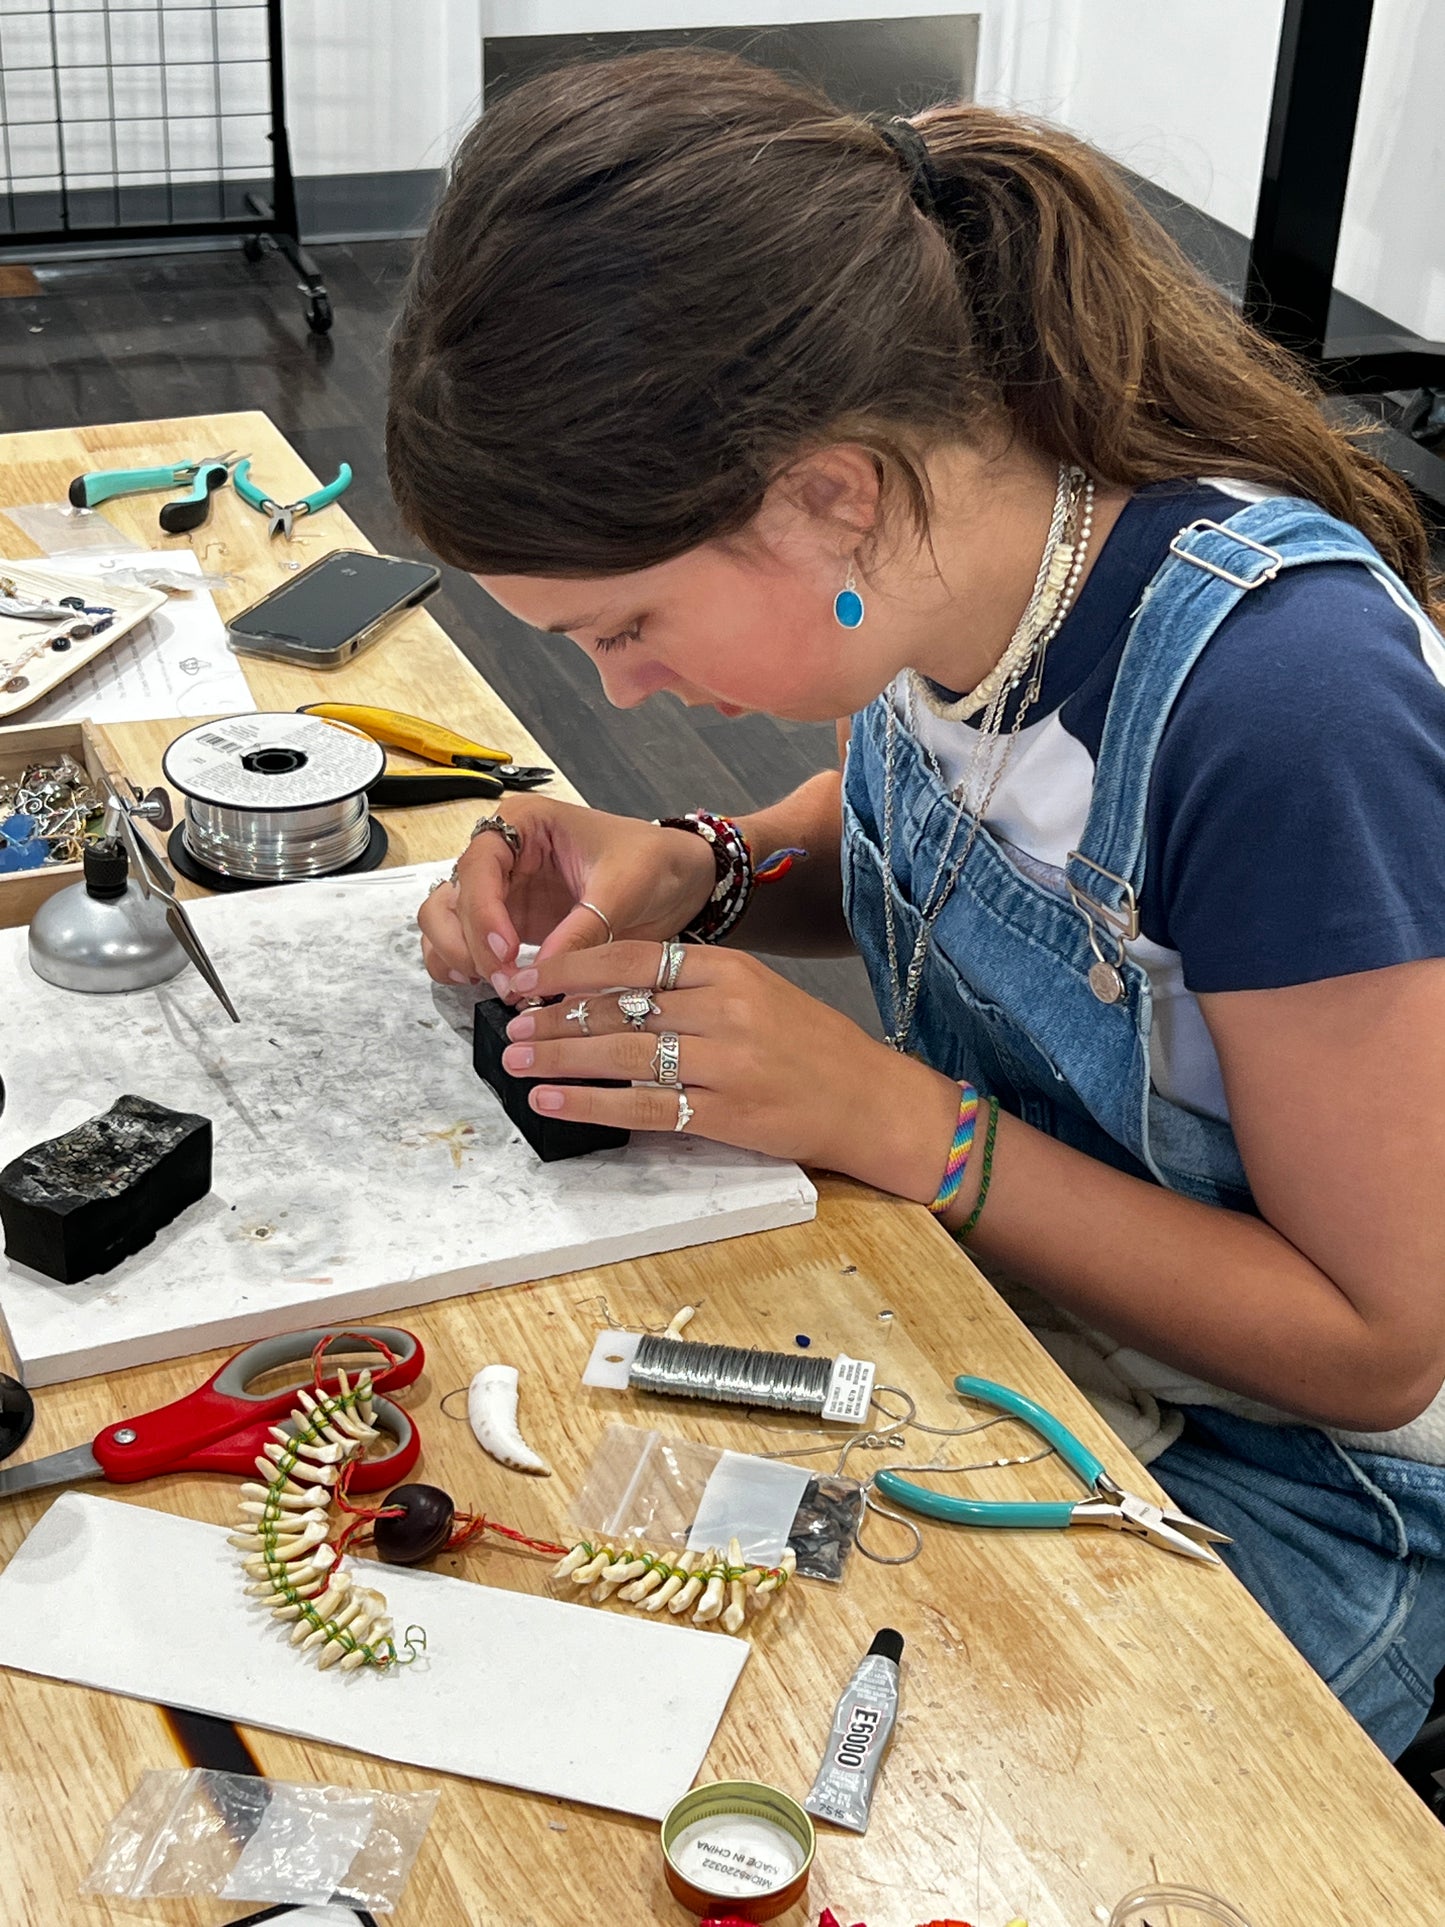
[880,464,1096,1052]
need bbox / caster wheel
[242,234,265,263]
[306,291,333,335]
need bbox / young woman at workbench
[389,54,1445,1755]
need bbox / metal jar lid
[661,1780,815,1922]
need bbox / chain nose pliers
[67,452,239,533]
[873,1374,1232,1565]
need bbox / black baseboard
[0,170,443,259]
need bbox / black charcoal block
[0,1094,212,1284]
[473,996,630,1162]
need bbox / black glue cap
[868,1627,904,1664]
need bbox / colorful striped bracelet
[928,1082,980,1216]
[957,1096,1000,1241]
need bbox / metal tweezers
[107,793,240,1023]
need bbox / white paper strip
[0,1495,749,1821]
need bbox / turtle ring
[617,988,660,1030]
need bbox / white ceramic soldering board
[0,1494,749,1820]
[0,862,816,1385]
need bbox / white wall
[231,1,1445,340]
[969,0,1444,338]
[1337,0,1445,341]
[284,0,484,177]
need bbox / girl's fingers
[528,1076,712,1139]
[454,822,521,970]
[534,899,618,961]
[505,988,697,1043]
[501,1031,722,1088]
[418,887,481,983]
[499,939,712,1002]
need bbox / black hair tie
[874,115,942,220]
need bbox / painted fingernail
[506,1012,536,1039]
[502,1046,535,1071]
[490,971,511,997]
[510,968,538,992]
[533,1088,566,1112]
[487,932,509,960]
[448,970,469,985]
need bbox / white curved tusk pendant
[467,1363,552,1475]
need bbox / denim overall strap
[1064,498,1395,930]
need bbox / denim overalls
[842,496,1445,1757]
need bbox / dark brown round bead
[373,1482,455,1565]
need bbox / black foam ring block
[473,996,630,1162]
[0,1093,212,1285]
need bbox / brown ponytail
[388,49,1440,617]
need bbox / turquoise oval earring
[833,563,864,629]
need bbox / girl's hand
[493,939,962,1201]
[418,797,716,984]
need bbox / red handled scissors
[0,1325,424,1499]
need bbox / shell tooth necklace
[881,462,1095,1053]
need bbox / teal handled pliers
[68,452,239,533]
[873,1375,1231,1565]
[233,457,353,540]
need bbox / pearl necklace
[880,464,1095,1052]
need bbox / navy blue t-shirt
[927,480,1445,994]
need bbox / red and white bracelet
[658,810,810,943]
[657,809,754,942]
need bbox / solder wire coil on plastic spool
[162,713,386,883]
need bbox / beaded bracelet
[657,810,755,942]
[957,1097,1000,1240]
[928,1082,980,1216]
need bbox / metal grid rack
[0,0,331,333]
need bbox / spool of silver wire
[162,712,384,882]
[630,1334,835,1416]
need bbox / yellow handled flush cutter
[299,703,554,804]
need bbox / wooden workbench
[1,414,1442,1927]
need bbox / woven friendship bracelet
[957,1096,1000,1240]
[928,1082,980,1216]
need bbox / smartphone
[227,550,441,668]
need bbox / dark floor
[1,234,1440,1035]
[0,239,881,1027]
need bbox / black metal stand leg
[1245,0,1445,514]
[248,0,333,335]
[242,190,332,334]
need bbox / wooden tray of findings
[0,717,132,930]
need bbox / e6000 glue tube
[803,1627,903,1833]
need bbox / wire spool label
[821,1354,875,1425]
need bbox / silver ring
[673,1088,693,1133]
[617,988,660,1030]
[577,899,614,943]
[655,939,686,992]
[650,1031,681,1085]
[470,814,523,858]
[426,875,453,896]
[564,999,591,1037]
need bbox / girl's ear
[758,444,884,557]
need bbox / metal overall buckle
[1167,519,1284,590]
[1066,853,1139,1005]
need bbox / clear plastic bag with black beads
[571,1422,861,1582]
